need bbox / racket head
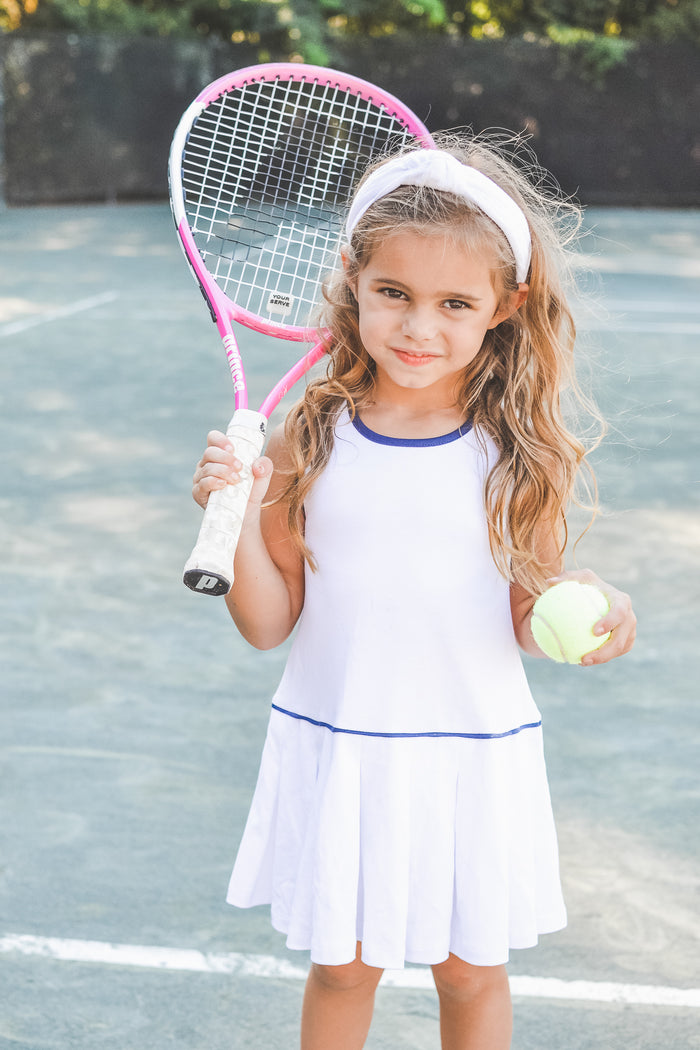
[169,63,435,343]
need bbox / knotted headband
[345,150,532,283]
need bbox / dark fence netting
[1,32,698,206]
[0,34,256,205]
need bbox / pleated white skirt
[227,707,567,969]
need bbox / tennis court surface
[0,203,698,1049]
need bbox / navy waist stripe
[271,704,542,740]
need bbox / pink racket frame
[169,62,434,417]
[170,63,434,593]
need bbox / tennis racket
[170,62,433,595]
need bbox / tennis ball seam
[530,612,567,663]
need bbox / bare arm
[510,519,563,658]
[192,425,305,650]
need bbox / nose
[401,303,437,342]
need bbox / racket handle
[183,409,267,596]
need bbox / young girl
[192,135,636,1050]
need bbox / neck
[359,389,468,440]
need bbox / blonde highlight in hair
[279,130,604,594]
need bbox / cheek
[355,308,375,356]
[357,299,393,343]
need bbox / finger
[593,608,624,639]
[595,588,635,637]
[247,457,274,508]
[581,609,637,665]
[200,444,241,467]
[546,567,599,587]
[192,451,248,504]
[206,429,232,450]
[192,473,230,509]
[198,448,245,486]
[193,465,238,493]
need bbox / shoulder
[257,420,298,516]
[466,423,500,477]
[265,420,293,467]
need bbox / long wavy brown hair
[277,131,603,595]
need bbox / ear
[341,247,358,299]
[487,283,529,329]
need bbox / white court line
[0,291,120,338]
[1,935,698,1008]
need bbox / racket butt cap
[183,568,231,596]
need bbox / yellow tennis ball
[531,581,611,664]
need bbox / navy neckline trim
[351,414,472,447]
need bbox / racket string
[180,75,422,329]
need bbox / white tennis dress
[227,411,566,969]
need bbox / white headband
[345,150,532,283]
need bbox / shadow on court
[0,204,698,1049]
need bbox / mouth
[392,347,439,366]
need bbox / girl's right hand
[194,424,303,649]
[192,429,273,511]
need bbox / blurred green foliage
[2,0,698,70]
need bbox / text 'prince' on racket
[169,62,433,596]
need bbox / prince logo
[195,575,222,591]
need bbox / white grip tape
[183,409,267,594]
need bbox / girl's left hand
[545,568,637,666]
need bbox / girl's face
[348,229,526,407]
